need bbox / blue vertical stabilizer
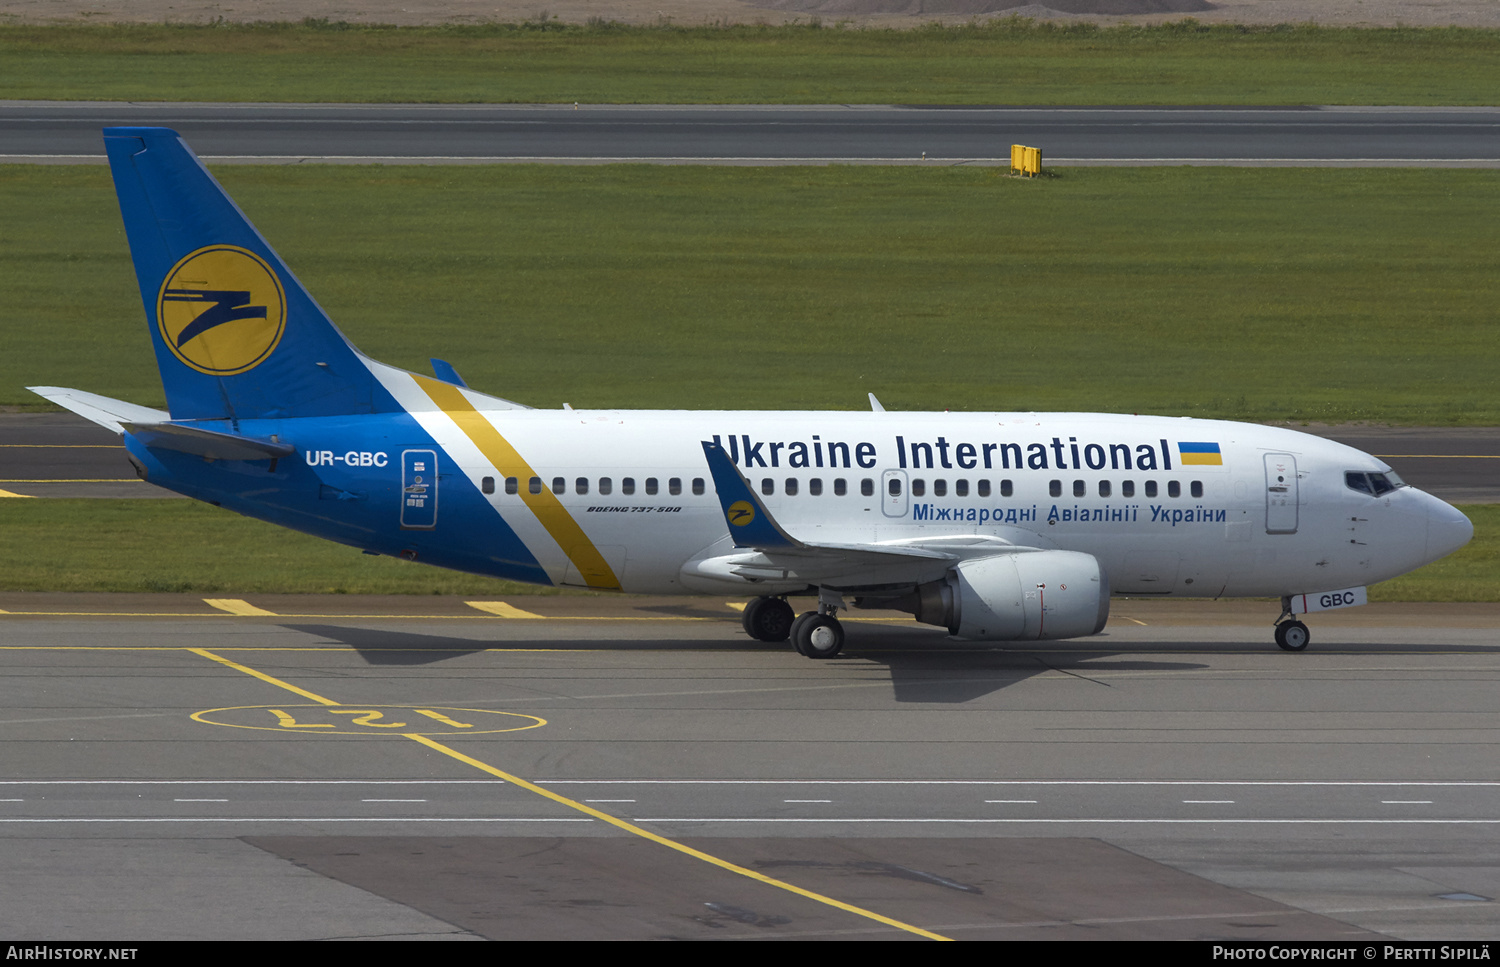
[103,127,399,421]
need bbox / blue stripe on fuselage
[123,412,550,585]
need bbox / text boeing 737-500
[30,128,1474,658]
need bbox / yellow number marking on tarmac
[187,646,951,941]
[268,709,333,728]
[192,703,540,736]
[465,601,544,619]
[203,599,278,616]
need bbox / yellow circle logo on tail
[157,245,286,376]
[727,500,756,527]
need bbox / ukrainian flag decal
[1178,442,1224,466]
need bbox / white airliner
[32,128,1475,658]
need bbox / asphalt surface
[2,595,1498,940]
[4,102,1500,165]
[3,412,1493,502]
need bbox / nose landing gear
[1274,619,1310,652]
[1274,597,1310,651]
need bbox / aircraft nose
[1426,496,1474,562]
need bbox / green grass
[1,20,1499,104]
[6,164,1497,423]
[1,499,1492,599]
[0,499,539,595]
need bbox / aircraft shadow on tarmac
[277,621,1210,704]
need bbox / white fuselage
[376,364,1471,600]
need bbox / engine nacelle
[907,551,1110,641]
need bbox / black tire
[789,611,818,652]
[742,597,794,642]
[1275,620,1310,652]
[794,613,844,659]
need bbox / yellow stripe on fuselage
[412,375,621,591]
[1179,453,1223,466]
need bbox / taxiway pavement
[1,596,1498,940]
[4,102,1499,166]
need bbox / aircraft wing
[697,440,1027,589]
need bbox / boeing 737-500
[29,128,1475,658]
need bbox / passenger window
[692,478,705,496]
[834,478,847,496]
[1099,480,1111,498]
[785,478,799,496]
[1168,481,1181,498]
[1073,480,1086,498]
[1000,480,1012,498]
[956,479,969,497]
[505,477,519,495]
[862,479,874,497]
[599,477,612,495]
[529,476,542,495]
[809,478,823,496]
[1190,481,1203,498]
[646,477,659,496]
[980,479,994,498]
[1049,480,1062,498]
[762,478,774,496]
[482,476,495,495]
[1122,480,1135,498]
[887,478,901,497]
[669,477,682,496]
[912,479,925,497]
[622,477,635,495]
[552,476,566,494]
[1145,481,1158,498]
[933,479,947,497]
[575,477,588,495]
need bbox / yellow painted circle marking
[726,500,756,527]
[190,704,546,736]
[157,245,287,375]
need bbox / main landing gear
[740,593,846,659]
[741,595,794,643]
[1273,596,1310,652]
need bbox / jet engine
[873,550,1109,641]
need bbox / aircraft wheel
[788,611,817,651]
[742,596,794,642]
[794,613,845,660]
[1275,620,1310,652]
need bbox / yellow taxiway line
[187,646,952,941]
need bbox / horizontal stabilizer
[430,358,468,388]
[121,421,296,462]
[27,386,169,434]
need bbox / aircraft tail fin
[103,127,397,422]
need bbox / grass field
[0,499,1491,600]
[7,164,1497,423]
[1,20,1499,105]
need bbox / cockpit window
[1346,470,1407,496]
